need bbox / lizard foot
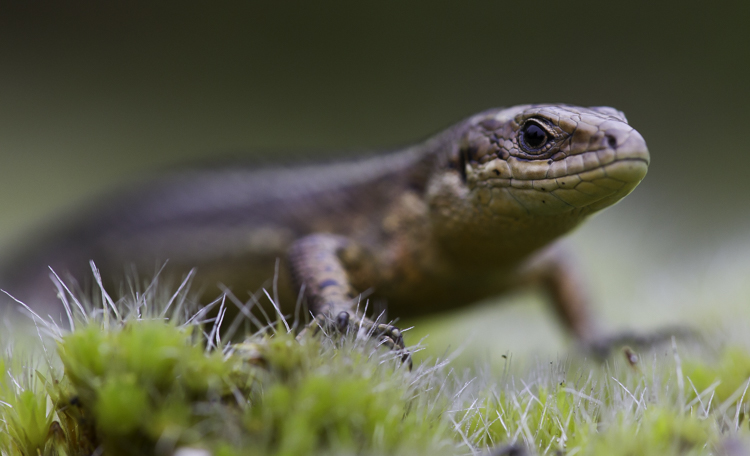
[583,325,701,359]
[297,311,412,369]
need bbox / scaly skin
[0,104,649,352]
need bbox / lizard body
[1,104,649,345]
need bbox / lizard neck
[424,170,593,267]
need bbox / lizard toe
[299,312,412,368]
[581,325,701,360]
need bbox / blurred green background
[1,2,748,367]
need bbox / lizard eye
[520,120,550,152]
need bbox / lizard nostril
[606,135,618,149]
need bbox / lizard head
[427,104,649,252]
[450,104,649,218]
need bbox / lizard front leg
[520,245,693,357]
[287,234,408,358]
[516,246,599,344]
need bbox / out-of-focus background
[1,2,748,368]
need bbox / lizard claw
[582,325,701,360]
[297,311,412,369]
[377,333,413,369]
[357,317,412,369]
[335,310,350,333]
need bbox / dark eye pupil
[523,123,547,149]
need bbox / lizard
[0,104,649,354]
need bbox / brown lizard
[0,104,649,352]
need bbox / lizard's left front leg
[520,245,694,357]
[514,245,603,350]
[287,233,407,357]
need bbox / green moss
[2,389,55,456]
[94,375,151,436]
[0,353,61,456]
[245,358,447,455]
[1,294,750,455]
[51,321,234,455]
[17,314,455,456]
[582,407,716,456]
[59,321,230,400]
[685,346,750,404]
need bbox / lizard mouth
[472,133,650,215]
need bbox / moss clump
[4,313,453,456]
[2,277,750,455]
[460,383,595,453]
[684,346,750,405]
[240,341,451,456]
[581,407,716,456]
[0,383,56,456]
[53,321,230,454]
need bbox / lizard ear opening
[456,147,468,183]
[446,145,469,184]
